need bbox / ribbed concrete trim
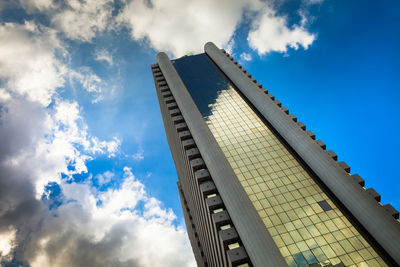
[177,182,206,267]
[157,52,287,267]
[205,41,400,265]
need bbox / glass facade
[173,54,386,267]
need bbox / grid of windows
[204,85,386,267]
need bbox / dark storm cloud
[0,100,48,266]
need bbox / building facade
[151,42,400,267]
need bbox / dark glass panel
[172,54,230,118]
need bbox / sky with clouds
[0,0,399,266]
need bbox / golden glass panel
[287,243,300,255]
[284,222,296,232]
[204,85,386,266]
[359,248,374,261]
[349,251,364,263]
[285,255,297,267]
[213,208,224,214]
[220,224,232,230]
[281,233,295,246]
[298,228,312,240]
[228,242,240,250]
[276,224,286,235]
[280,246,291,257]
[296,241,308,252]
[289,230,303,243]
[305,238,318,249]
[273,235,285,248]
[330,242,346,256]
[339,254,354,265]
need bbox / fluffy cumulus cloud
[118,0,263,57]
[0,18,194,266]
[247,5,315,55]
[0,21,65,106]
[17,0,316,57]
[21,168,194,267]
[118,0,316,57]
[0,228,16,261]
[18,0,57,12]
[51,0,114,42]
[96,170,115,185]
[0,21,109,106]
[0,89,122,252]
[0,93,193,265]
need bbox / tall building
[151,42,400,267]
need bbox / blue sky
[0,0,398,266]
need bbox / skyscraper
[151,42,400,267]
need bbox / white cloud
[0,23,126,267]
[118,0,263,57]
[0,227,16,260]
[118,0,316,57]
[303,0,323,4]
[0,21,110,106]
[69,67,106,103]
[20,167,195,267]
[247,5,315,55]
[94,49,114,66]
[95,171,114,185]
[240,52,252,62]
[90,136,121,157]
[51,0,113,42]
[15,0,317,59]
[18,0,56,12]
[50,100,121,167]
[0,98,120,198]
[132,149,144,161]
[225,38,235,55]
[0,21,66,106]
[0,88,11,102]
